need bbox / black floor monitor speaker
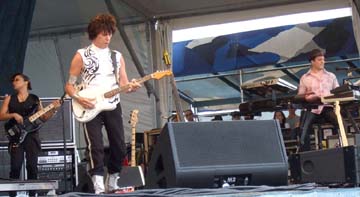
[290,145,360,185]
[146,120,288,188]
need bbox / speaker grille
[169,120,285,167]
[0,148,25,179]
[0,148,11,179]
[0,98,74,146]
[146,120,289,188]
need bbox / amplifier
[38,150,73,164]
[37,148,76,194]
[0,147,25,196]
[326,134,360,148]
[0,98,75,146]
[38,163,73,174]
[0,147,25,179]
[289,145,360,185]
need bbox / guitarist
[65,14,140,194]
[0,73,60,197]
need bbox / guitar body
[72,87,118,122]
[4,118,41,144]
[72,70,172,123]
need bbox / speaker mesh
[0,98,74,145]
[169,120,285,167]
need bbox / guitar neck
[131,126,136,167]
[104,75,152,98]
[28,103,55,123]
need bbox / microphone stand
[60,100,68,193]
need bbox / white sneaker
[92,175,105,194]
[105,172,120,193]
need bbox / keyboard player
[298,49,339,152]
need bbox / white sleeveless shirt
[78,44,121,105]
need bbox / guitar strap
[111,50,119,84]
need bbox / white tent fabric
[170,0,350,30]
[20,0,358,147]
[351,0,360,52]
[160,0,357,113]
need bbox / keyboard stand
[321,97,349,147]
[334,101,349,147]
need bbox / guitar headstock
[150,70,173,80]
[130,109,139,127]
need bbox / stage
[58,184,360,197]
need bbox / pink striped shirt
[298,69,339,114]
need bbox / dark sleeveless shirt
[8,94,40,117]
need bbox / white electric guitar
[72,70,172,122]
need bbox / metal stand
[334,101,349,146]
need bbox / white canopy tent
[21,0,360,148]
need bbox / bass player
[0,73,60,197]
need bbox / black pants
[299,107,338,152]
[84,103,126,176]
[9,131,41,197]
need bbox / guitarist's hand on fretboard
[41,99,62,121]
[48,100,61,114]
[126,79,142,93]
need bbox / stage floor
[59,183,360,197]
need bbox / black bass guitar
[4,96,64,144]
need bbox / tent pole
[105,0,159,100]
[148,20,164,128]
[53,37,66,85]
[239,69,244,103]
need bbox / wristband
[72,93,80,100]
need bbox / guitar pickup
[8,128,15,136]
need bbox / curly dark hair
[87,13,116,40]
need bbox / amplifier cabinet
[36,147,77,194]
[0,147,25,196]
[290,145,360,185]
[0,147,25,179]
[326,134,360,148]
[0,98,75,146]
